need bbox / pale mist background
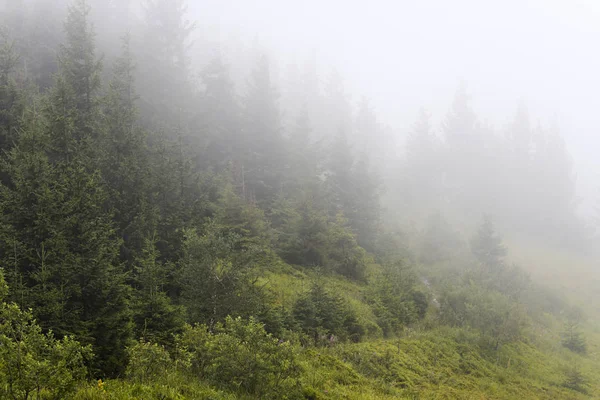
[189,0,600,215]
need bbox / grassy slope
[74,243,600,399]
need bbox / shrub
[126,341,173,384]
[562,365,588,394]
[176,316,303,399]
[0,272,90,400]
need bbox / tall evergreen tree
[46,0,102,163]
[286,104,321,196]
[442,82,485,215]
[323,68,352,140]
[326,129,354,217]
[403,108,441,211]
[196,54,241,173]
[138,0,195,128]
[350,153,381,249]
[131,233,184,345]
[242,53,285,207]
[0,110,132,376]
[470,215,506,270]
[0,1,133,376]
[0,29,24,154]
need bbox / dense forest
[0,0,598,399]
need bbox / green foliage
[176,316,302,398]
[0,271,90,400]
[0,28,25,153]
[325,131,381,250]
[323,213,369,281]
[126,341,172,385]
[131,234,185,345]
[179,222,272,327]
[368,262,426,336]
[273,196,369,283]
[292,280,365,343]
[47,0,102,162]
[439,283,529,351]
[1,2,598,398]
[0,113,133,376]
[562,365,588,394]
[470,215,507,269]
[561,307,587,354]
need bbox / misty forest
[0,0,599,399]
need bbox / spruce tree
[471,215,507,269]
[197,54,242,173]
[132,233,184,345]
[0,1,133,376]
[139,0,195,128]
[350,153,381,249]
[403,108,441,211]
[46,0,102,163]
[326,129,355,218]
[101,35,154,265]
[286,104,321,196]
[242,53,285,207]
[0,29,24,155]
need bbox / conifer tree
[286,104,321,196]
[471,215,506,269]
[323,68,352,139]
[442,82,485,215]
[179,224,270,328]
[561,307,587,354]
[0,108,132,376]
[139,0,195,128]
[47,0,102,163]
[197,54,241,173]
[0,29,24,154]
[132,233,184,345]
[242,54,285,207]
[326,129,355,218]
[0,1,133,376]
[403,108,441,211]
[101,35,154,265]
[350,153,381,249]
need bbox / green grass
[74,326,598,399]
[72,240,600,399]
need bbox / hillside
[0,1,599,399]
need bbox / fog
[189,0,600,214]
[2,0,599,236]
[4,2,600,392]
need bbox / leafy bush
[126,341,173,384]
[0,271,90,400]
[176,316,302,399]
[438,284,529,350]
